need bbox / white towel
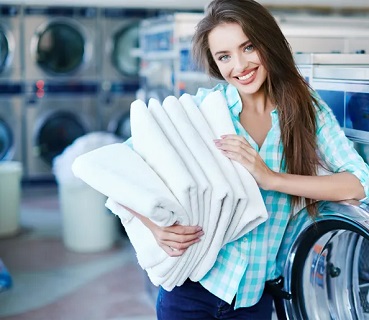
[71,143,185,269]
[72,143,184,227]
[180,93,249,244]
[130,99,199,289]
[162,96,234,282]
[147,98,210,286]
[198,91,268,240]
[130,99,196,224]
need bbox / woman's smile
[208,22,268,97]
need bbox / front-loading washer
[0,83,23,163]
[0,5,23,164]
[98,8,157,140]
[278,201,369,320]
[23,81,99,180]
[0,4,22,82]
[23,5,98,81]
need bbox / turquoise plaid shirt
[192,83,369,308]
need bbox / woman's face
[208,22,268,98]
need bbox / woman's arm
[214,134,366,201]
[269,171,365,201]
[123,206,204,257]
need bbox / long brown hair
[192,0,320,217]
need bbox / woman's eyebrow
[213,40,251,56]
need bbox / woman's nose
[234,54,249,72]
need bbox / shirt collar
[226,84,278,120]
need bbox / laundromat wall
[2,3,369,181]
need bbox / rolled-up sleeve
[315,96,369,202]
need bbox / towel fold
[148,98,209,286]
[163,96,234,282]
[72,143,183,227]
[71,143,185,269]
[180,93,249,245]
[130,99,196,224]
[198,91,268,240]
[129,99,198,288]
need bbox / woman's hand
[123,206,204,257]
[214,134,275,190]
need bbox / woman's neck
[240,91,273,115]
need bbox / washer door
[35,21,85,75]
[35,111,87,165]
[0,27,9,74]
[111,22,140,77]
[282,201,369,320]
[0,117,13,160]
[107,111,131,141]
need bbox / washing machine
[274,55,369,319]
[98,8,156,141]
[23,5,98,81]
[0,5,23,163]
[0,83,23,162]
[0,5,22,82]
[23,81,99,180]
[278,201,369,320]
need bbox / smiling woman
[119,0,369,319]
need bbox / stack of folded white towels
[72,90,268,291]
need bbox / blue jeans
[156,279,273,320]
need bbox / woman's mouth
[237,70,256,81]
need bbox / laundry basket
[0,161,22,237]
[53,132,122,252]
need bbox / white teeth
[238,70,255,81]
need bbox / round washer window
[0,29,9,74]
[0,117,13,160]
[111,112,131,141]
[36,111,87,165]
[36,22,85,75]
[112,23,140,77]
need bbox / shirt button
[243,237,248,242]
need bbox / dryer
[23,6,98,81]
[23,81,99,180]
[98,8,157,140]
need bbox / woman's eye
[218,54,230,62]
[244,44,254,53]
